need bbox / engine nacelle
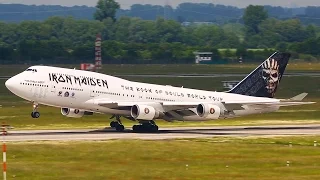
[196,103,222,120]
[61,108,87,118]
[131,105,160,120]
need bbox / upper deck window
[25,69,37,72]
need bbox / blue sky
[1,0,320,9]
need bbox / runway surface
[4,124,320,142]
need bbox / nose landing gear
[31,103,40,118]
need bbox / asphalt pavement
[4,124,320,142]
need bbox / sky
[1,0,320,9]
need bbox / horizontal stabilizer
[288,93,308,101]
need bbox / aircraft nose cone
[5,77,15,91]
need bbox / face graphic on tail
[228,52,290,98]
[261,58,280,95]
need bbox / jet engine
[61,108,93,118]
[196,103,222,120]
[131,105,160,120]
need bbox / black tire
[116,125,125,132]
[145,125,158,133]
[34,112,40,118]
[153,126,159,132]
[110,121,117,128]
[141,125,148,133]
[132,125,138,132]
[31,112,40,118]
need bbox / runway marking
[3,124,320,142]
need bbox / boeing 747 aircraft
[5,52,314,132]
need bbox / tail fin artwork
[228,52,290,98]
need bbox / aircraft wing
[92,99,135,108]
[162,101,315,111]
[96,100,199,109]
[223,101,315,110]
[92,98,315,112]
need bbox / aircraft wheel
[147,125,158,132]
[116,124,125,132]
[110,121,117,128]
[152,125,159,132]
[31,112,40,119]
[133,124,158,133]
[132,125,139,132]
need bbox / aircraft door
[31,85,40,100]
[38,85,44,99]
[90,86,96,97]
[50,81,56,93]
[42,84,49,99]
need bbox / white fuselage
[5,66,280,121]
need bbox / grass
[6,136,320,179]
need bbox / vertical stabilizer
[228,52,290,98]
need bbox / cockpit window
[25,69,37,72]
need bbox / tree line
[0,16,242,64]
[2,3,320,25]
[0,2,320,64]
[242,5,320,60]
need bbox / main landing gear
[31,103,40,119]
[110,115,125,132]
[132,120,159,133]
[109,116,159,133]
